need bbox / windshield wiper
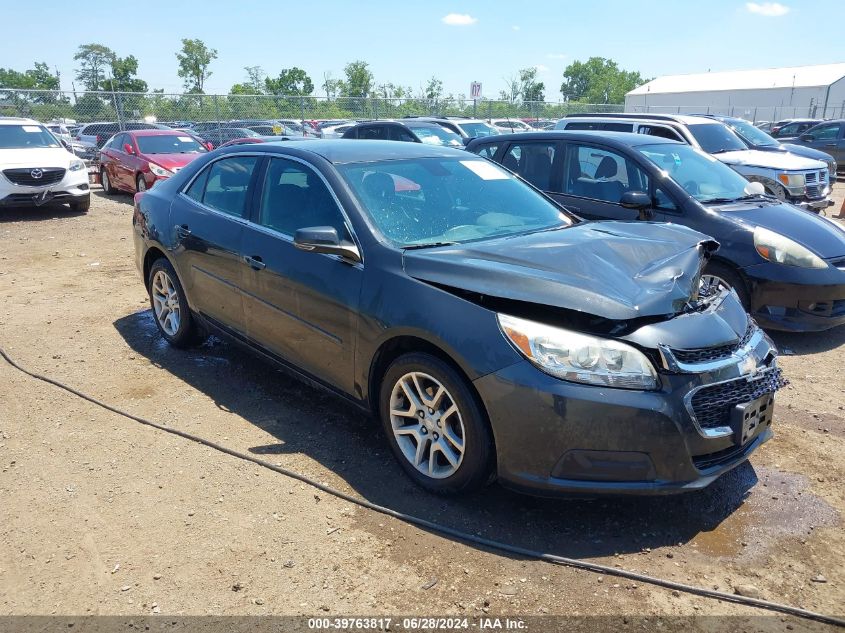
[402,241,459,250]
[709,148,741,154]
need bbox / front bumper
[793,197,835,212]
[473,330,780,497]
[743,260,845,331]
[0,168,90,208]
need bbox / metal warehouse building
[625,62,845,122]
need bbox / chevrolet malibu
[132,140,785,496]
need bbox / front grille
[806,172,817,183]
[693,442,753,470]
[804,170,827,199]
[671,323,754,364]
[690,368,788,430]
[3,167,66,187]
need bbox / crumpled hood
[0,147,75,168]
[716,149,826,171]
[141,153,204,172]
[403,222,719,321]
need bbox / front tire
[136,174,148,193]
[69,195,90,213]
[147,258,202,348]
[101,168,116,194]
[379,353,494,495]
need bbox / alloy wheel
[389,372,466,479]
[151,270,181,336]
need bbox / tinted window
[808,123,840,140]
[459,122,498,138]
[563,145,649,203]
[391,127,417,142]
[404,124,463,147]
[190,156,258,217]
[259,157,346,236]
[502,142,556,191]
[686,123,746,153]
[337,157,572,247]
[472,143,499,159]
[776,122,803,136]
[358,126,387,140]
[638,125,683,141]
[112,134,127,150]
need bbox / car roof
[0,117,39,125]
[564,113,720,125]
[129,129,193,137]
[467,130,683,148]
[218,138,469,164]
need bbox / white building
[625,63,845,122]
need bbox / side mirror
[620,190,652,209]
[799,133,814,142]
[294,226,361,263]
[123,143,135,155]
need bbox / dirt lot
[0,186,843,629]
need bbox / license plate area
[731,393,774,445]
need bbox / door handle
[175,224,191,239]
[243,255,266,270]
[825,143,836,147]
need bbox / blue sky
[5,0,844,98]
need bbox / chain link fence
[0,89,625,127]
[3,88,842,130]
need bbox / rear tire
[101,168,116,194]
[147,258,203,348]
[69,195,90,213]
[379,353,494,495]
[701,261,750,309]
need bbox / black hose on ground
[1,344,842,628]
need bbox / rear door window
[186,156,259,217]
[809,123,840,141]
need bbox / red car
[99,129,209,194]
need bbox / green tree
[340,61,373,98]
[74,43,116,91]
[499,75,520,103]
[230,66,265,95]
[560,57,646,104]
[176,38,217,93]
[107,55,147,92]
[265,67,314,96]
[424,76,443,101]
[519,67,545,102]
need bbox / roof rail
[564,112,681,121]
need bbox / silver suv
[555,113,833,211]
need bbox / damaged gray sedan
[132,140,785,496]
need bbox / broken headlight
[498,314,659,390]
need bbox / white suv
[0,117,90,213]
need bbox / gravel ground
[0,186,843,629]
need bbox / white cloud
[546,53,567,60]
[512,25,521,31]
[534,64,550,73]
[745,2,790,16]
[441,13,478,26]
